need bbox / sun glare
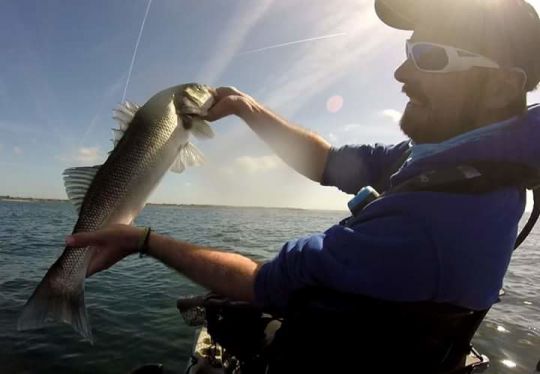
[501,359,517,369]
[528,0,540,10]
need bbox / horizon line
[0,195,347,213]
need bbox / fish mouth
[177,84,214,116]
[175,83,215,130]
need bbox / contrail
[121,0,153,103]
[237,32,347,56]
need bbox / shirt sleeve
[321,141,411,194]
[253,209,438,311]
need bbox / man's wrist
[137,227,152,258]
[235,97,262,121]
[127,227,149,256]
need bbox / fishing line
[121,0,153,103]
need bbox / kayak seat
[267,287,489,374]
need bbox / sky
[1,0,540,211]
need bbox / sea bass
[18,83,215,342]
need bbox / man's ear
[483,69,527,109]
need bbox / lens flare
[326,95,344,113]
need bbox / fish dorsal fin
[169,142,205,174]
[63,165,101,213]
[190,118,215,140]
[111,101,140,147]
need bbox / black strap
[388,162,540,250]
[515,188,540,249]
[373,147,412,191]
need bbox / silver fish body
[18,83,214,342]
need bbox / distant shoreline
[0,196,346,212]
[0,196,66,203]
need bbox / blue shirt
[253,108,540,311]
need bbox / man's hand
[65,224,144,277]
[66,223,259,302]
[205,86,257,122]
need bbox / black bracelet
[138,227,152,258]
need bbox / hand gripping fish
[18,83,215,342]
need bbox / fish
[17,83,215,342]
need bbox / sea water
[0,201,538,373]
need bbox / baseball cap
[375,0,540,91]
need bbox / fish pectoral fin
[170,158,185,174]
[63,165,101,213]
[170,142,205,174]
[190,118,215,140]
[180,142,206,167]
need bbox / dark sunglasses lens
[411,44,449,70]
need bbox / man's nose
[394,58,416,83]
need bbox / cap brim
[375,0,419,30]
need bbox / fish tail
[17,263,93,343]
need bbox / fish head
[173,83,214,130]
[175,83,214,115]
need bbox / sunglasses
[405,40,528,89]
[406,40,503,73]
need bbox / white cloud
[221,154,284,175]
[381,109,402,123]
[328,132,338,143]
[13,146,23,155]
[185,158,350,210]
[325,120,406,148]
[343,124,362,132]
[76,147,102,163]
[56,146,104,165]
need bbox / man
[68,0,539,345]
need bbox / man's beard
[400,85,434,143]
[399,73,489,144]
[399,100,480,144]
[399,102,434,144]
